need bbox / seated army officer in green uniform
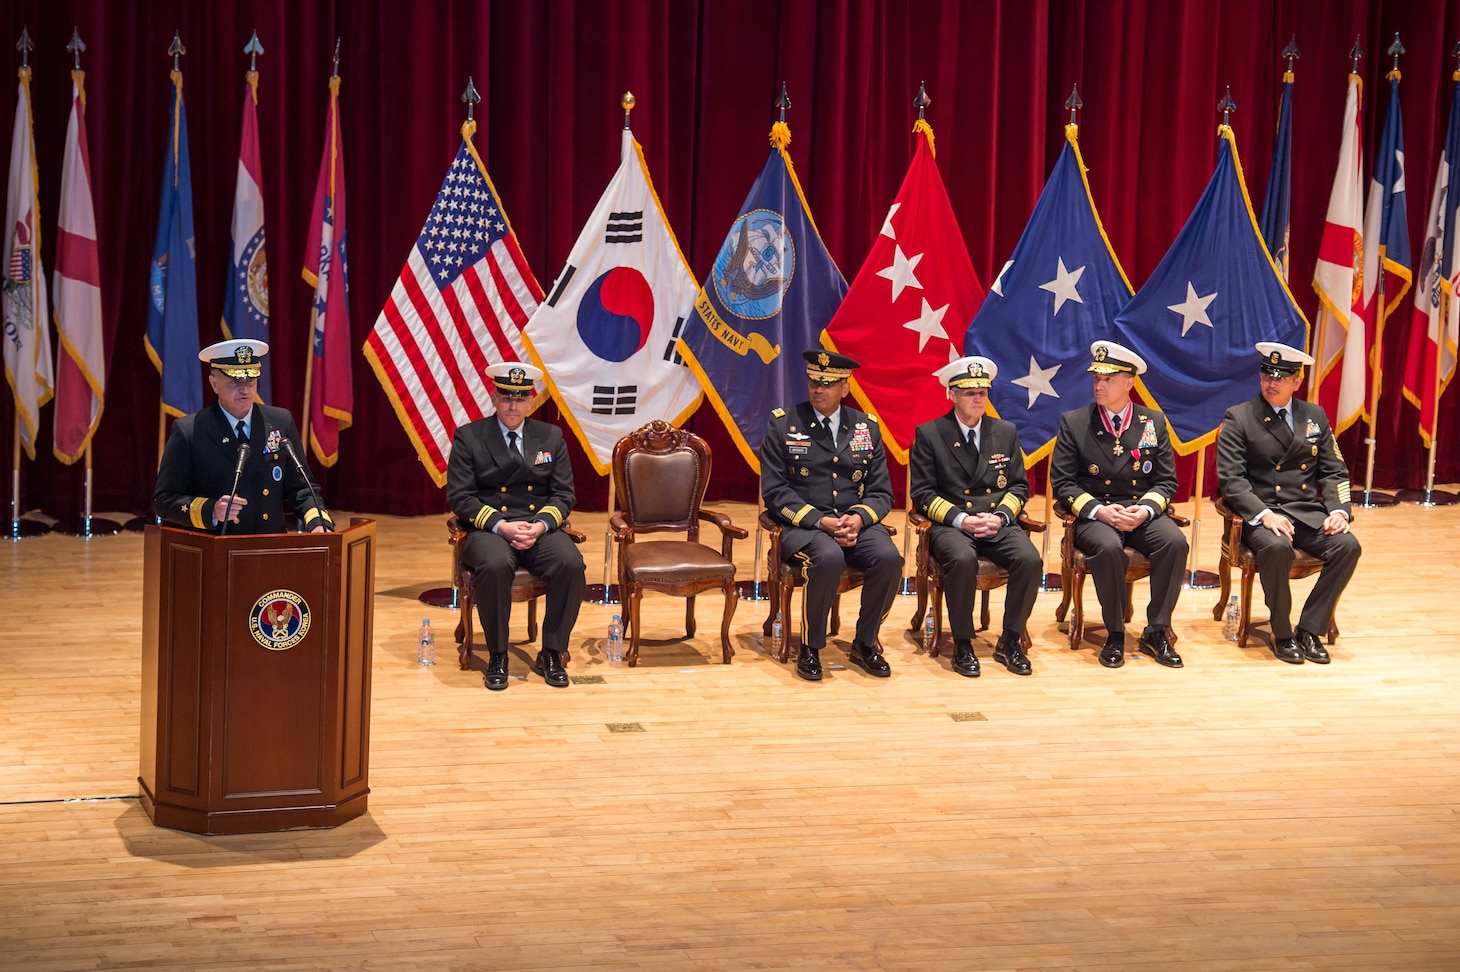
[1215,342,1360,665]
[761,350,903,682]
[446,362,585,690]
[153,340,333,535]
[910,355,1042,677]
[1050,340,1186,670]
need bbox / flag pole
[1360,44,1406,509]
[1398,287,1459,505]
[1185,447,1217,588]
[303,39,340,456]
[1039,462,1060,591]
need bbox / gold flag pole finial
[621,90,635,130]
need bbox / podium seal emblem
[250,590,311,650]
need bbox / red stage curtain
[3,0,1459,519]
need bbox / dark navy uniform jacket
[1216,395,1352,529]
[761,402,892,529]
[910,411,1028,526]
[1051,403,1178,519]
[446,416,575,534]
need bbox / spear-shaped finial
[1281,35,1300,79]
[66,27,85,70]
[1064,83,1083,126]
[462,76,481,123]
[776,82,791,123]
[331,36,341,79]
[1387,32,1405,74]
[169,30,185,72]
[914,81,930,121]
[621,90,635,129]
[1349,36,1362,74]
[1217,86,1236,127]
[244,30,263,72]
[17,27,34,69]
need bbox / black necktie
[1112,414,1122,434]
[235,420,247,443]
[967,428,979,463]
[1274,407,1293,446]
[823,417,835,447]
[507,430,522,461]
[1277,407,1288,427]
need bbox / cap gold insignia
[1269,351,1281,365]
[1094,346,1108,362]
[969,362,984,378]
[509,367,526,383]
[817,352,830,367]
[234,345,253,363]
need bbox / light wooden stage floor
[1,499,1457,971]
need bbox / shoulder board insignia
[771,407,786,418]
[866,415,878,424]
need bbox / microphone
[220,442,251,536]
[281,436,327,532]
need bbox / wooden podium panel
[139,520,376,834]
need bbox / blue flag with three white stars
[1112,125,1309,453]
[966,124,1133,465]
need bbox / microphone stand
[220,443,251,536]
[281,437,326,532]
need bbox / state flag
[522,128,702,474]
[3,65,54,459]
[823,119,984,462]
[52,68,105,464]
[1113,125,1308,451]
[221,68,271,401]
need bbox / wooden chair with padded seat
[758,510,897,663]
[1052,500,1190,650]
[1210,496,1343,647]
[608,420,747,666]
[906,510,1046,657]
[448,515,586,670]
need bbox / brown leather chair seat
[621,540,738,581]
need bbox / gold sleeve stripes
[186,497,208,530]
[925,497,955,523]
[538,505,564,527]
[998,493,1023,517]
[472,506,493,530]
[1070,492,1096,517]
[1336,481,1352,503]
[1139,491,1169,511]
[850,503,880,524]
[784,504,817,526]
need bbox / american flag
[363,125,543,486]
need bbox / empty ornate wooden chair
[906,510,1045,656]
[448,516,586,670]
[609,420,746,666]
[1052,501,1189,650]
[1210,496,1342,646]
[758,510,897,662]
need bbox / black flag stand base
[584,583,621,604]
[419,587,458,609]
[1358,489,1400,508]
[1039,571,1063,593]
[1395,488,1459,506]
[7,516,50,540]
[735,580,769,601]
[1185,569,1220,590]
[52,515,123,538]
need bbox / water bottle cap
[612,614,620,621]
[422,618,431,624]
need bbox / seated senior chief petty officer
[761,350,903,682]
[1215,342,1360,665]
[153,340,333,535]
[1051,340,1186,669]
[446,362,586,690]
[910,355,1043,677]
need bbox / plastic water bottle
[417,618,436,667]
[769,612,783,656]
[922,609,936,652]
[1222,596,1240,642]
[606,614,624,663]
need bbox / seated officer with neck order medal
[910,355,1042,677]
[446,362,585,690]
[153,340,333,535]
[761,350,903,682]
[1051,340,1186,670]
[1215,343,1359,665]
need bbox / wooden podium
[140,519,376,834]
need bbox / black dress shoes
[848,640,891,677]
[1099,634,1125,668]
[1295,628,1331,664]
[951,639,981,678]
[992,634,1032,676]
[796,645,823,681]
[1138,627,1183,668]
[532,648,569,688]
[484,651,510,689]
[1270,637,1304,664]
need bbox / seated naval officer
[1050,340,1186,669]
[152,340,333,535]
[446,362,585,690]
[761,350,903,681]
[1215,342,1360,665]
[909,355,1042,677]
